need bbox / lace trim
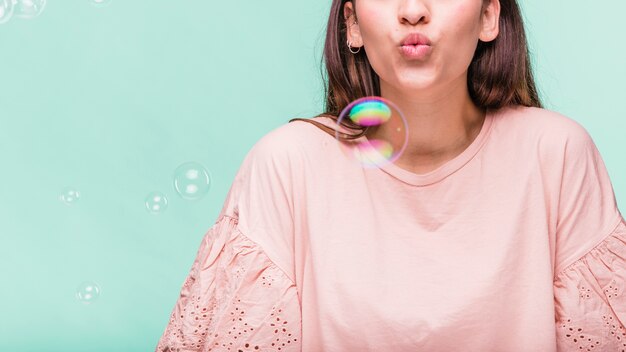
[555,219,626,351]
[156,215,301,351]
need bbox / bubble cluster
[335,96,408,169]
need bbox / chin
[395,70,436,87]
[397,79,436,92]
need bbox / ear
[343,1,363,46]
[479,0,500,42]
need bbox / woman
[156,0,626,350]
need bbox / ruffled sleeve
[155,214,302,351]
[549,119,626,351]
[155,126,304,351]
[554,217,626,351]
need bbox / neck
[365,75,486,172]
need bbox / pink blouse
[156,105,626,351]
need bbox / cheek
[444,1,483,39]
[358,8,386,44]
[439,2,482,66]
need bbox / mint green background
[0,1,624,351]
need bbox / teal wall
[0,1,624,350]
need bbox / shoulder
[246,116,336,162]
[257,116,331,147]
[238,116,334,177]
[499,105,592,141]
[494,106,605,185]
[496,105,596,155]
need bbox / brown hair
[288,0,543,141]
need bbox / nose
[398,0,430,25]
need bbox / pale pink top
[156,105,626,352]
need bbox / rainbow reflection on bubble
[335,96,408,169]
[348,99,392,126]
[354,139,394,168]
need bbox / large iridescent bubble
[335,96,408,169]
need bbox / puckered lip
[400,32,432,46]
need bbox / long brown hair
[289,0,543,141]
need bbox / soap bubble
[75,281,101,304]
[13,0,46,19]
[335,96,408,169]
[59,187,80,205]
[145,191,168,214]
[0,0,14,24]
[90,0,112,8]
[173,162,211,201]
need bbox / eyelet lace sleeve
[554,218,626,351]
[155,215,302,352]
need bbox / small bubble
[59,186,81,205]
[145,191,169,214]
[75,281,101,304]
[13,0,46,19]
[173,162,212,201]
[0,0,14,24]
[90,0,112,7]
